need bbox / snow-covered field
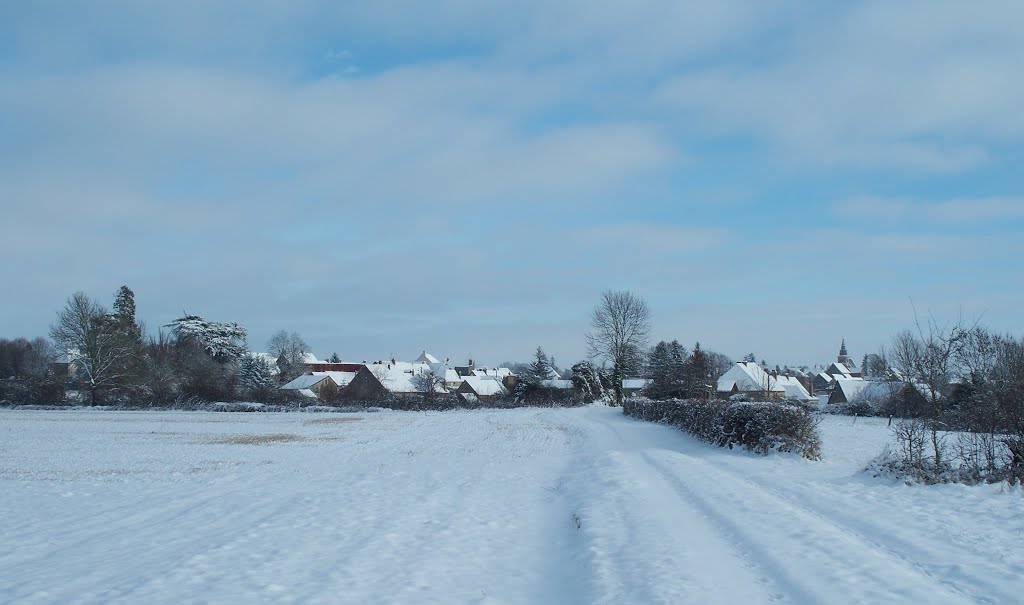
[1,406,1021,605]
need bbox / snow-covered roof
[280,374,335,390]
[367,365,447,394]
[472,367,514,379]
[315,371,357,387]
[461,376,508,397]
[622,379,651,389]
[775,375,813,401]
[301,352,319,364]
[542,379,574,390]
[298,388,318,399]
[833,378,900,402]
[415,351,440,364]
[429,363,464,384]
[826,362,853,377]
[717,362,785,393]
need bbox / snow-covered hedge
[623,397,822,460]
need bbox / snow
[832,376,879,401]
[460,376,508,397]
[428,363,463,385]
[414,351,440,365]
[472,367,514,379]
[775,375,814,401]
[279,373,335,391]
[366,364,446,394]
[717,362,785,393]
[621,378,651,390]
[541,379,574,389]
[2,407,1021,604]
[316,371,357,387]
[247,352,282,375]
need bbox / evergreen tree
[113,285,143,344]
[110,286,147,398]
[523,346,553,387]
[168,314,248,362]
[685,342,713,399]
[742,353,757,363]
[668,340,687,396]
[166,313,248,401]
[239,354,276,391]
[570,361,608,402]
[647,341,673,399]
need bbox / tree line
[0,286,318,406]
[879,315,1024,483]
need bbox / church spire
[837,339,851,366]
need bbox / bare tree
[50,292,134,405]
[412,367,447,401]
[586,290,651,404]
[889,309,974,466]
[267,330,311,382]
[0,337,64,404]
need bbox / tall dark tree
[646,341,674,399]
[110,286,147,398]
[645,340,689,399]
[523,346,553,386]
[684,342,714,399]
[667,340,687,394]
[113,286,142,344]
[516,346,554,401]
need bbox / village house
[716,362,786,398]
[622,378,652,397]
[456,376,509,404]
[279,373,341,400]
[343,361,448,399]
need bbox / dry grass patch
[303,417,363,425]
[212,433,304,445]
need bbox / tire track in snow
[688,455,1012,604]
[556,408,802,605]
[642,451,976,604]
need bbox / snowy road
[1,406,1021,604]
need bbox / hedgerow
[623,397,821,460]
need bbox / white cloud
[654,1,1024,170]
[833,196,1024,224]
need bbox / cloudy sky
[2,1,1022,368]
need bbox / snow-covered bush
[570,361,610,403]
[623,397,821,460]
[867,419,1024,485]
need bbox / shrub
[623,397,821,460]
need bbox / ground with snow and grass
[1,406,1021,605]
